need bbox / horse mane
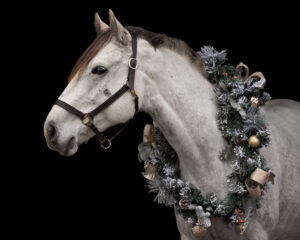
[126,26,206,75]
[68,26,206,82]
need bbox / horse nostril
[46,122,58,143]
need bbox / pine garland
[137,46,273,232]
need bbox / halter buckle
[130,89,136,98]
[81,113,93,125]
[128,58,137,69]
[100,138,112,149]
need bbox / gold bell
[248,135,260,148]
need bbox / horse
[44,10,300,240]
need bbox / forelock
[68,29,113,82]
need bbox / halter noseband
[54,34,139,149]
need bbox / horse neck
[138,41,232,198]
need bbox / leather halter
[54,35,139,149]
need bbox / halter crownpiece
[55,34,139,149]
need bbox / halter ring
[81,113,93,125]
[128,58,137,69]
[100,138,112,149]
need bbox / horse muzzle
[44,120,78,156]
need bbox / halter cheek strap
[55,34,139,149]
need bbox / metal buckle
[125,81,136,98]
[81,113,93,125]
[128,57,137,69]
[100,138,112,149]
[130,89,136,98]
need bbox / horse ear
[108,9,131,45]
[94,12,109,36]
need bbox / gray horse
[44,10,300,239]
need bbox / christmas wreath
[137,47,275,237]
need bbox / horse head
[44,10,143,156]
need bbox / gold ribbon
[143,162,157,180]
[245,168,275,198]
[247,72,266,89]
[143,124,157,148]
[142,124,157,180]
[236,63,266,89]
[143,124,154,143]
[236,62,249,81]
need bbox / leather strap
[89,84,129,117]
[55,99,85,119]
[86,122,107,143]
[55,99,108,143]
[127,36,138,90]
[54,34,139,149]
[127,35,139,114]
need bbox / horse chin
[59,144,78,157]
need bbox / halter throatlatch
[55,34,139,149]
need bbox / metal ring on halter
[81,113,93,125]
[100,138,112,149]
[128,58,137,69]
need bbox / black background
[10,1,299,239]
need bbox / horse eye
[92,66,107,75]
